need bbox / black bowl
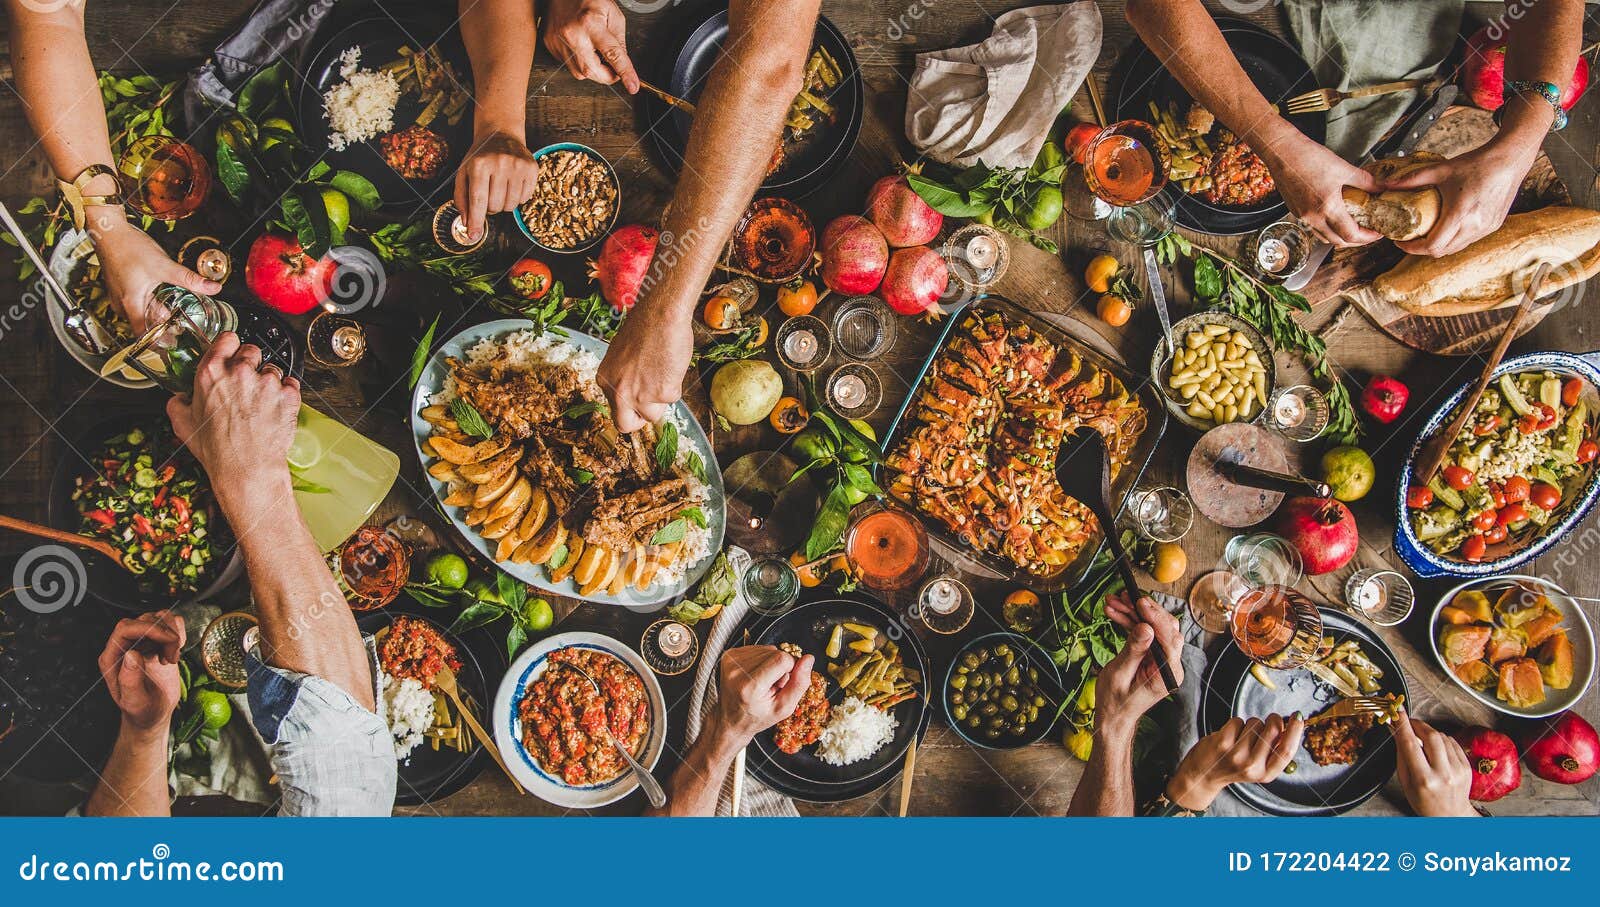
[941,632,1064,750]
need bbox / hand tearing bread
[1341,152,1444,242]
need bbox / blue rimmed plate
[492,631,666,809]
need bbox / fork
[1304,696,1393,726]
[1279,78,1438,115]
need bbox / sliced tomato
[1534,403,1559,431]
[1472,415,1501,436]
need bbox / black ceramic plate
[1201,608,1410,816]
[1109,18,1326,235]
[740,597,929,803]
[46,410,240,613]
[359,606,493,807]
[645,9,862,197]
[295,18,474,211]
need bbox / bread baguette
[1372,206,1600,317]
[1342,153,1443,241]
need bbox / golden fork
[1304,695,1394,726]
[639,79,695,114]
[1280,78,1439,115]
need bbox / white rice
[431,329,714,589]
[815,696,898,766]
[322,47,400,151]
[379,671,435,761]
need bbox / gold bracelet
[57,163,124,230]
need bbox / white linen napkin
[905,2,1102,169]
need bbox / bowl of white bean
[1149,311,1276,433]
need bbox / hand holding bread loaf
[1342,152,1444,242]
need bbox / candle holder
[641,618,699,676]
[1342,568,1415,626]
[178,235,233,284]
[831,295,896,361]
[942,224,1010,297]
[1263,384,1329,442]
[912,575,975,635]
[432,201,485,254]
[774,314,832,372]
[306,311,368,369]
[824,363,882,419]
[1243,221,1312,283]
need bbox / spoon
[0,513,132,570]
[565,662,667,808]
[1053,430,1180,694]
[0,200,114,355]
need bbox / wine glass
[118,135,212,221]
[1187,573,1323,669]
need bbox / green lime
[216,118,249,152]
[464,577,501,604]
[1023,186,1064,231]
[425,553,469,590]
[1032,138,1064,173]
[285,428,321,470]
[840,445,871,465]
[1320,446,1376,502]
[321,189,351,235]
[790,428,836,465]
[194,690,232,730]
[522,597,554,633]
[975,208,996,227]
[260,117,295,150]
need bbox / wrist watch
[57,163,124,230]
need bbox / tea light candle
[1273,392,1306,428]
[831,373,867,408]
[782,328,819,366]
[657,621,693,658]
[966,233,1000,271]
[331,325,366,361]
[1256,237,1291,274]
[921,577,964,615]
[1352,576,1387,613]
[196,248,232,282]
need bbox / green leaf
[496,571,526,610]
[214,140,252,205]
[841,462,882,496]
[667,600,706,625]
[1193,255,1223,303]
[804,481,853,561]
[571,468,594,485]
[329,170,380,211]
[409,315,439,390]
[449,398,494,439]
[684,450,708,483]
[679,505,708,528]
[278,193,319,258]
[506,623,529,659]
[237,61,285,119]
[654,420,679,473]
[651,518,687,545]
[289,469,332,495]
[563,400,610,419]
[404,585,455,609]
[906,171,991,217]
[449,602,505,634]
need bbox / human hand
[543,0,640,93]
[596,306,692,432]
[89,213,222,335]
[1394,711,1477,817]
[1385,146,1531,257]
[1095,593,1184,740]
[96,611,186,733]
[1167,713,1305,810]
[1264,132,1382,247]
[454,132,539,243]
[166,332,301,514]
[712,645,813,744]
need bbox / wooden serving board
[1301,106,1572,356]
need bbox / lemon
[1065,726,1094,761]
[321,189,351,236]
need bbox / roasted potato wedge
[519,520,567,566]
[464,504,491,526]
[420,438,439,458]
[430,435,480,464]
[573,543,608,587]
[471,464,519,508]
[443,484,477,508]
[623,543,647,587]
[486,477,533,523]
[495,529,522,563]
[578,548,618,597]
[607,557,628,596]
[513,489,550,543]
[549,534,583,582]
[427,459,464,483]
[419,405,460,431]
[635,548,662,590]
[481,502,528,540]
[460,448,521,486]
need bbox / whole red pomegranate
[1360,375,1409,424]
[819,215,889,295]
[1521,711,1599,785]
[245,232,335,315]
[865,173,943,247]
[1455,727,1521,802]
[880,245,949,316]
[587,224,659,310]
[1462,23,1589,112]
[1276,496,1358,575]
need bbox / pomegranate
[1462,23,1589,112]
[1360,375,1409,424]
[865,173,943,247]
[819,215,888,295]
[879,245,949,316]
[1455,727,1521,802]
[1521,711,1599,785]
[587,224,659,310]
[244,232,335,315]
[1275,495,1358,575]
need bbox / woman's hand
[1383,143,1534,257]
[543,0,640,93]
[1167,713,1304,811]
[90,213,221,335]
[454,131,539,243]
[1263,132,1382,247]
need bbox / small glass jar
[1127,485,1195,542]
[641,618,699,676]
[306,311,367,369]
[432,201,485,254]
[742,556,801,616]
[1342,569,1415,626]
[831,296,896,361]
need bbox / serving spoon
[0,513,132,570]
[0,200,114,355]
[564,662,667,809]
[1053,430,1180,695]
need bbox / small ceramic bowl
[1149,310,1276,433]
[512,142,621,255]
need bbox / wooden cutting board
[1301,106,1572,356]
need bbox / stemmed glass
[1082,120,1170,240]
[1187,532,1322,668]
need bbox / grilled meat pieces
[582,479,691,549]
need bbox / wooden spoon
[434,663,527,797]
[1413,261,1553,486]
[0,513,129,569]
[897,737,917,817]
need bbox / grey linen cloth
[906,2,1102,169]
[1283,0,1465,159]
[682,546,799,817]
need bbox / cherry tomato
[1443,464,1475,491]
[1472,415,1501,436]
[1530,482,1561,510]
[1472,509,1499,531]
[1563,377,1584,408]
[1518,412,1542,434]
[1483,524,1508,544]
[1503,475,1531,503]
[1497,502,1528,526]
[1578,439,1599,465]
[1406,485,1434,509]
[1487,481,1507,510]
[1535,403,1559,431]
[1461,534,1488,562]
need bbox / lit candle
[921,577,963,615]
[196,248,232,282]
[1257,237,1290,274]
[657,621,693,658]
[331,325,366,362]
[782,328,818,366]
[966,234,999,271]
[1273,392,1306,429]
[831,373,866,408]
[1354,576,1387,613]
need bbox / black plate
[645,9,862,198]
[1201,608,1410,816]
[294,18,474,212]
[46,410,240,613]
[359,606,493,807]
[1109,18,1325,235]
[942,633,1065,750]
[739,597,929,803]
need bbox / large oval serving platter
[410,319,725,608]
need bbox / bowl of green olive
[942,632,1063,749]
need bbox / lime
[522,597,554,633]
[321,189,351,235]
[194,690,232,730]
[1320,446,1375,502]
[1023,186,1064,231]
[464,577,501,604]
[260,117,295,150]
[285,426,321,470]
[1032,138,1064,174]
[216,118,249,152]
[790,428,836,465]
[425,553,469,590]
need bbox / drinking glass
[118,135,211,220]
[1187,532,1303,637]
[1342,568,1416,626]
[1082,121,1168,207]
[831,295,896,361]
[1263,384,1329,442]
[1128,485,1194,542]
[742,556,800,616]
[844,501,930,592]
[1106,194,1176,246]
[1228,585,1324,669]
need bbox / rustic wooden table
[1,1,1596,817]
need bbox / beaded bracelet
[1498,79,1568,132]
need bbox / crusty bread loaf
[1342,153,1443,242]
[1372,206,1600,317]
